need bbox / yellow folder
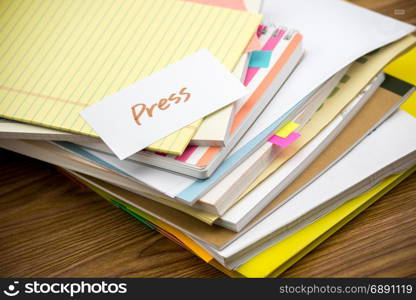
[236,166,416,277]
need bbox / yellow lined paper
[0,0,261,155]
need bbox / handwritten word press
[131,88,191,126]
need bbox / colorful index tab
[248,51,273,68]
[275,121,300,138]
[268,132,301,147]
[244,29,286,85]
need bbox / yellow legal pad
[0,0,261,155]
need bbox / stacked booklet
[1,0,415,277]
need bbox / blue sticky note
[248,50,273,68]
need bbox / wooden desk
[1,0,415,277]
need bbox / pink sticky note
[268,132,301,147]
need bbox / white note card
[81,49,247,159]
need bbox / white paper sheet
[81,49,247,159]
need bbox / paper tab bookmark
[275,121,300,138]
[268,132,301,147]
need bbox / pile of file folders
[0,0,415,277]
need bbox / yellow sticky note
[400,91,416,119]
[0,0,262,156]
[275,121,300,138]
[384,46,416,86]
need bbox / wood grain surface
[1,0,416,278]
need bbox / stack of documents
[1,0,415,277]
